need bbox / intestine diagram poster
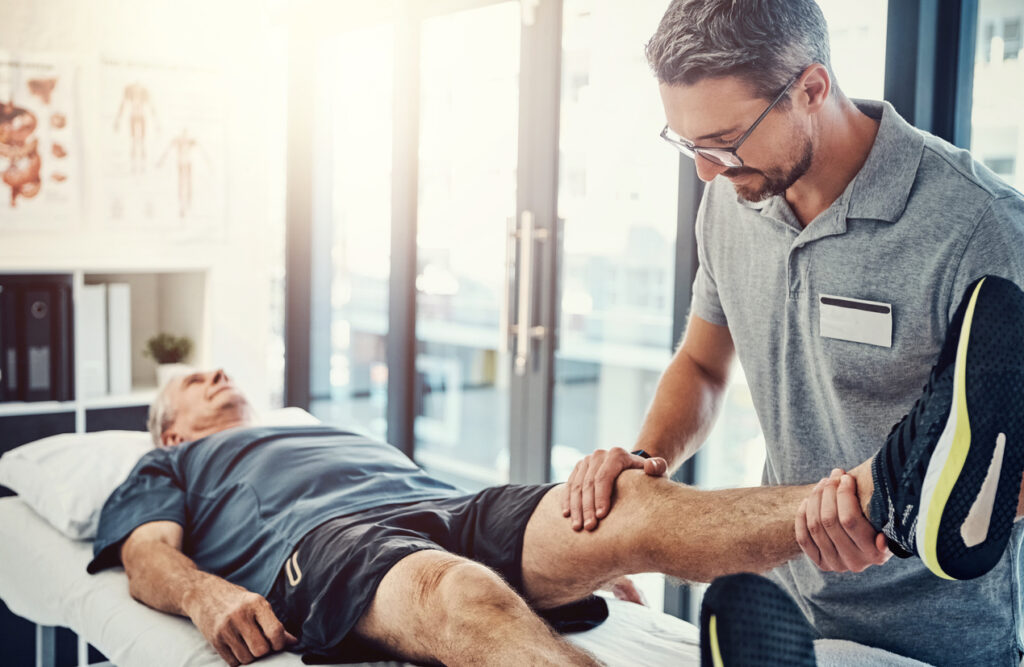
[101,58,225,235]
[0,54,80,228]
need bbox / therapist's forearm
[633,347,728,473]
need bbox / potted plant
[144,333,194,388]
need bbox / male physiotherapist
[563,1,1024,664]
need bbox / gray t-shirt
[691,99,1024,666]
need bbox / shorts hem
[508,483,559,595]
[305,542,443,657]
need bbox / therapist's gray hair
[147,380,178,446]
[645,0,837,103]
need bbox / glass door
[308,25,394,440]
[412,2,521,490]
[302,0,683,498]
[551,0,680,482]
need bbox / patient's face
[161,369,254,446]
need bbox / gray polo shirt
[691,99,1024,666]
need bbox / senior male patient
[88,347,1023,666]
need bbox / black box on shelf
[0,274,75,403]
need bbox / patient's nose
[212,368,227,384]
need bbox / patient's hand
[183,578,297,666]
[795,469,891,573]
[562,447,668,531]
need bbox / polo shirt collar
[845,99,925,223]
[733,99,924,227]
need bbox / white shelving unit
[0,268,208,433]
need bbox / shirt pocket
[814,298,940,407]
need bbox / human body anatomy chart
[0,54,79,227]
[101,59,224,233]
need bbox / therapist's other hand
[562,447,668,531]
[185,578,297,666]
[795,468,891,573]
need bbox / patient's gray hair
[147,379,179,446]
[645,0,837,103]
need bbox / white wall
[0,0,284,408]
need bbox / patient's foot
[868,275,1024,580]
[700,573,816,667]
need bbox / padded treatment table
[0,497,700,666]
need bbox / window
[971,0,1024,191]
[818,0,888,100]
[1004,17,1022,60]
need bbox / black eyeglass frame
[659,71,804,168]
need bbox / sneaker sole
[700,573,816,667]
[916,277,1024,580]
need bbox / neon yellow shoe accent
[709,613,725,667]
[922,277,986,579]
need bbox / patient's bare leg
[352,549,599,666]
[522,470,811,608]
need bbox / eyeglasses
[659,72,803,169]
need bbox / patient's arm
[121,521,296,666]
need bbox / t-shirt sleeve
[690,185,729,326]
[947,194,1024,323]
[87,448,187,574]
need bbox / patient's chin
[218,395,255,424]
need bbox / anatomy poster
[101,58,225,235]
[0,54,80,228]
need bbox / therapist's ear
[795,63,831,114]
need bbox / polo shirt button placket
[788,240,805,298]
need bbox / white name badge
[818,294,893,348]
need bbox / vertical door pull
[514,210,547,376]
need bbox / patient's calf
[521,470,809,608]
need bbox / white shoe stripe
[916,367,961,567]
[961,433,1006,548]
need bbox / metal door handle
[514,210,547,376]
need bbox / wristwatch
[631,449,652,459]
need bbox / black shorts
[266,483,609,664]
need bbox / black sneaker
[869,275,1024,580]
[700,573,816,667]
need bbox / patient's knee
[418,557,523,621]
[611,469,665,509]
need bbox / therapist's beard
[724,137,813,203]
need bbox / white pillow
[0,408,322,540]
[256,406,323,427]
[0,431,155,540]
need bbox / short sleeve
[87,448,187,573]
[948,195,1024,322]
[690,186,728,326]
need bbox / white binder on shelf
[79,285,107,399]
[106,283,132,396]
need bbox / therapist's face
[160,368,253,447]
[658,73,815,202]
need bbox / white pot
[156,363,194,389]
